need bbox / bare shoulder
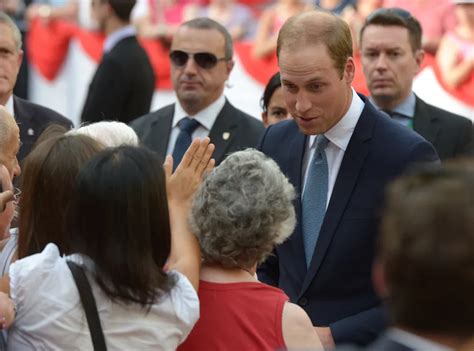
[282,302,323,350]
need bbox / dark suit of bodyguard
[132,18,264,164]
[81,0,154,124]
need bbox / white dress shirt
[4,95,14,116]
[166,94,226,156]
[302,89,365,207]
[8,243,199,350]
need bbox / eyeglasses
[366,7,413,22]
[169,50,227,69]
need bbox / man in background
[0,12,72,161]
[132,18,264,166]
[81,0,155,124]
[360,7,472,160]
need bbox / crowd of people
[0,0,472,350]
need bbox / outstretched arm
[164,138,215,291]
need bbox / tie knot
[382,109,394,117]
[179,117,201,133]
[314,134,329,153]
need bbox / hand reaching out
[164,137,215,206]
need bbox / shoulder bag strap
[67,260,107,351]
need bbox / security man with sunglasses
[131,18,264,166]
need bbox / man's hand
[314,326,335,350]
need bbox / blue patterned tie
[172,117,201,169]
[302,135,329,267]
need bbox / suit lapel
[413,96,439,146]
[148,106,174,160]
[208,100,238,163]
[281,125,308,277]
[299,102,375,296]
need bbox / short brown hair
[380,161,474,336]
[277,10,353,77]
[360,8,422,52]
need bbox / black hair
[260,72,282,113]
[67,146,175,307]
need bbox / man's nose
[295,91,312,114]
[183,55,198,75]
[375,54,388,71]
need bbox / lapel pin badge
[222,132,230,141]
[28,128,34,136]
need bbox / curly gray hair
[190,149,296,269]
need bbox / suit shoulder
[131,104,174,130]
[422,101,472,128]
[15,98,73,127]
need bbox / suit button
[299,297,308,306]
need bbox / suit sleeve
[81,58,127,123]
[330,305,388,345]
[256,126,280,287]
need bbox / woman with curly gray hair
[179,149,322,351]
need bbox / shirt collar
[4,95,14,117]
[173,94,226,131]
[308,88,364,151]
[103,25,136,53]
[370,91,416,118]
[387,328,453,351]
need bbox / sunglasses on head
[169,50,227,69]
[366,7,413,22]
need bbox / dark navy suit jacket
[257,95,438,345]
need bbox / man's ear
[414,49,425,74]
[17,49,24,67]
[344,57,355,84]
[226,60,234,76]
[372,259,389,299]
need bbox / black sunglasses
[366,7,413,22]
[169,50,227,69]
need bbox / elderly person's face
[279,43,355,136]
[0,123,21,180]
[170,27,234,114]
[0,23,22,105]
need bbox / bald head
[277,10,353,76]
[0,106,20,179]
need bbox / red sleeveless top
[178,280,288,351]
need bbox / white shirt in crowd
[7,243,199,350]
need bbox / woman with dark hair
[260,72,291,127]
[0,139,214,349]
[179,149,321,351]
[0,125,104,276]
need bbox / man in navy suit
[257,10,438,348]
[338,162,474,351]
